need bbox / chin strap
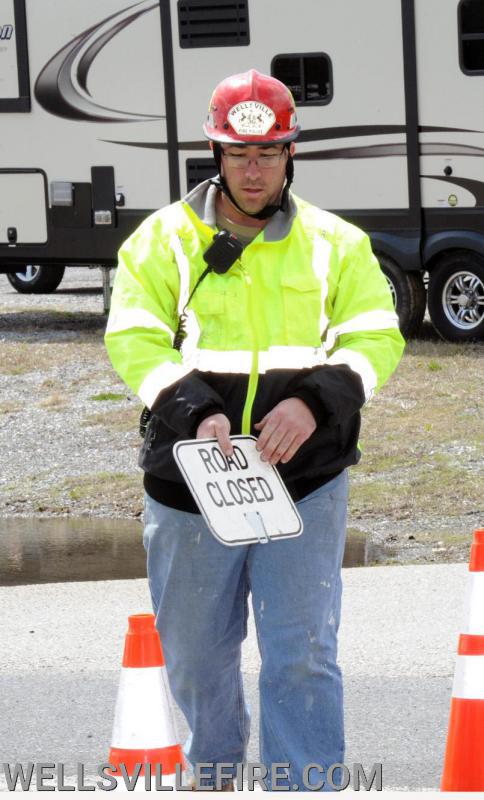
[211,143,294,220]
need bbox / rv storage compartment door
[0,171,47,244]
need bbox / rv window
[186,159,218,191]
[0,0,30,112]
[271,54,332,105]
[178,0,249,48]
[459,0,484,74]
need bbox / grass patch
[83,405,142,433]
[0,340,108,376]
[0,401,22,414]
[38,393,68,411]
[88,392,126,402]
[64,472,142,511]
[349,339,484,551]
[350,462,478,519]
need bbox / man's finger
[280,435,304,464]
[268,431,299,465]
[260,426,288,462]
[256,419,280,451]
[215,424,233,457]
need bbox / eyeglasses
[221,149,286,169]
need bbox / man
[105,70,404,791]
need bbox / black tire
[6,265,65,294]
[428,250,484,342]
[377,254,426,339]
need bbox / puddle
[343,531,399,568]
[0,519,397,586]
[0,517,145,586]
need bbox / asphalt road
[0,562,470,792]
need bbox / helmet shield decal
[227,102,276,136]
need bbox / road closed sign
[173,436,303,546]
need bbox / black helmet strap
[211,143,294,221]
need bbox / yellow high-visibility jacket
[105,180,405,510]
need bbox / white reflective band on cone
[138,362,190,408]
[326,348,377,402]
[452,655,484,700]
[111,667,178,748]
[325,310,400,352]
[106,309,175,341]
[462,573,484,635]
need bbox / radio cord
[139,266,211,437]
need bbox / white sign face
[0,0,18,99]
[227,101,276,136]
[173,436,303,547]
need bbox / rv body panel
[1,0,483,338]
[415,0,484,219]
[0,170,47,242]
[0,0,170,266]
[173,0,411,213]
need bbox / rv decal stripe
[421,143,484,157]
[420,125,482,134]
[324,311,400,352]
[296,126,406,143]
[422,175,484,207]
[101,121,484,152]
[296,144,407,161]
[326,348,377,403]
[35,1,164,123]
[138,362,190,409]
[105,309,175,341]
[101,140,169,150]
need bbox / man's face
[218,142,295,216]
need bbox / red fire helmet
[203,69,300,145]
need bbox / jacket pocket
[280,274,322,343]
[194,291,226,348]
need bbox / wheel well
[425,247,483,275]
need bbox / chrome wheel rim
[15,265,41,283]
[384,276,398,310]
[442,270,484,330]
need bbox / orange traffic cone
[441,529,484,791]
[108,613,186,790]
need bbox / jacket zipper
[241,268,259,435]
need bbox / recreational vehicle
[1,0,484,341]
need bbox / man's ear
[289,142,296,156]
[209,141,214,152]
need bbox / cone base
[441,698,484,791]
[108,744,185,776]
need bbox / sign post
[173,435,303,546]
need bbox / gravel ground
[1,267,482,564]
[0,268,143,518]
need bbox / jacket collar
[183,177,297,242]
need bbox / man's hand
[254,398,317,465]
[196,413,233,457]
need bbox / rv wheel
[6,265,65,294]
[428,251,484,342]
[377,254,426,339]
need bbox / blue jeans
[143,471,348,791]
